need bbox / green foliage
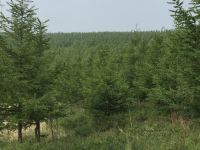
[85,49,130,126]
[147,0,200,115]
[0,0,65,142]
[1,0,200,148]
[62,113,94,137]
[0,0,43,127]
[88,72,129,117]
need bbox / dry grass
[0,123,49,141]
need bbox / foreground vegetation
[0,0,200,149]
[1,109,200,150]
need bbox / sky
[0,0,190,33]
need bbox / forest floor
[0,123,50,141]
[1,110,200,150]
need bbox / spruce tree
[0,0,50,142]
[149,0,200,115]
[87,49,129,128]
[22,18,50,142]
[0,35,16,131]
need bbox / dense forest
[0,0,200,149]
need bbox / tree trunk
[49,119,55,140]
[18,122,23,143]
[35,121,40,142]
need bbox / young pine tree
[87,49,129,128]
[149,0,200,115]
[0,0,51,142]
[0,35,17,131]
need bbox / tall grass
[1,114,200,150]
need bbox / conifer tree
[87,49,129,127]
[149,0,200,114]
[22,18,50,142]
[0,0,50,142]
[123,32,151,104]
[0,35,16,131]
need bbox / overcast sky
[0,0,190,32]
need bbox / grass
[1,120,200,149]
[1,108,200,150]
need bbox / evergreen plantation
[0,0,200,149]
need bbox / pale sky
[1,0,190,32]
